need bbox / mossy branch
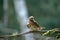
[0,31,43,38]
[0,30,60,38]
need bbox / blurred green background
[0,0,60,35]
[0,0,60,40]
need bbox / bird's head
[29,16,34,21]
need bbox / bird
[27,16,43,31]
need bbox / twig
[0,31,42,38]
[0,30,60,38]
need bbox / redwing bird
[27,16,44,31]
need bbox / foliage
[56,33,60,39]
[42,28,58,36]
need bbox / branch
[0,31,42,38]
[0,30,60,38]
